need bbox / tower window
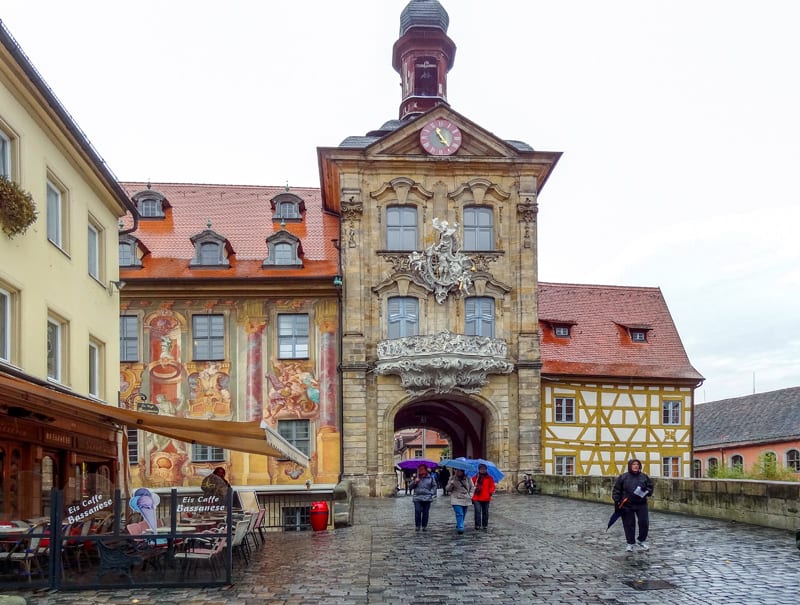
[414,58,438,96]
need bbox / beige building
[0,21,136,519]
[319,1,560,496]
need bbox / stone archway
[384,393,505,492]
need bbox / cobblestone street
[8,493,800,604]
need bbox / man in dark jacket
[612,459,654,552]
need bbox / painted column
[242,301,267,422]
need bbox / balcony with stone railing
[374,331,514,395]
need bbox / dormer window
[554,325,570,338]
[132,189,169,219]
[190,229,232,267]
[271,193,305,223]
[118,234,147,268]
[630,329,647,343]
[264,231,303,267]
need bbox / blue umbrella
[443,458,504,482]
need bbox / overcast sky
[3,1,798,403]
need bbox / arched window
[271,193,305,222]
[132,189,169,219]
[692,459,702,478]
[199,242,221,265]
[264,231,303,267]
[465,297,495,337]
[190,230,231,267]
[786,449,800,472]
[387,297,419,339]
[707,457,719,477]
[731,455,744,472]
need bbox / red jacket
[471,473,495,502]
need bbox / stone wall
[534,474,800,531]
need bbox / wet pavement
[8,492,800,604]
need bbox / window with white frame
[88,223,100,280]
[88,340,101,397]
[554,397,575,423]
[263,231,302,267]
[118,234,143,268]
[47,316,65,382]
[0,287,9,362]
[387,297,419,339]
[386,206,417,250]
[278,314,309,359]
[662,400,681,425]
[46,180,65,248]
[465,297,494,337]
[463,206,494,251]
[786,449,800,471]
[120,316,139,362]
[630,329,647,342]
[278,419,311,456]
[127,427,139,465]
[662,456,681,477]
[192,315,225,360]
[278,200,300,219]
[191,444,225,462]
[0,130,10,178]
[554,325,570,338]
[554,455,575,475]
[271,193,305,222]
[413,449,423,458]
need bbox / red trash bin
[310,501,329,531]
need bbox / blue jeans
[452,505,468,531]
[414,500,432,528]
[473,501,490,528]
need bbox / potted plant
[0,175,37,237]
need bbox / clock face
[419,119,463,156]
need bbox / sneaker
[415,527,421,531]
[626,544,635,552]
[637,540,649,551]
[422,527,427,532]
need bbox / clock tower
[318,0,561,496]
[393,0,456,120]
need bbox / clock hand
[434,127,449,145]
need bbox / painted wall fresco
[120,298,341,490]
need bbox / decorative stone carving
[341,193,363,248]
[408,218,475,304]
[375,331,514,395]
[517,197,539,249]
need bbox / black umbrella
[606,497,629,531]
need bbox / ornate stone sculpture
[375,331,513,395]
[408,218,475,304]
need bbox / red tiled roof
[539,282,703,381]
[119,182,339,279]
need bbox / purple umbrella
[397,458,438,471]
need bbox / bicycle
[515,473,538,495]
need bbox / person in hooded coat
[612,458,654,552]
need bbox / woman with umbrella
[472,463,496,530]
[411,464,438,531]
[446,468,473,534]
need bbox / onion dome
[399,0,449,36]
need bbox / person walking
[612,458,654,552]
[471,463,496,530]
[411,464,437,531]
[446,468,473,534]
[438,466,451,495]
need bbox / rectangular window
[120,316,139,362]
[386,206,418,250]
[662,400,681,425]
[46,180,64,248]
[88,340,101,397]
[0,288,9,362]
[554,326,570,338]
[554,455,575,476]
[193,314,225,360]
[554,397,575,423]
[463,206,494,251]
[387,297,419,339]
[630,330,647,342]
[127,427,139,465]
[0,130,10,178]
[277,419,311,456]
[88,223,100,279]
[278,314,309,359]
[413,449,423,458]
[47,316,65,382]
[465,297,494,337]
[192,444,225,462]
[662,456,680,477]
